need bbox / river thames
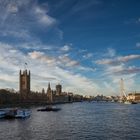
[0,102,140,140]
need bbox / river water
[0,102,140,140]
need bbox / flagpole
[24,63,27,70]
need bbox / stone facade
[19,69,30,99]
[56,84,62,95]
[127,92,140,102]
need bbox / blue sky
[0,0,140,95]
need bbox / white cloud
[107,48,116,57]
[78,66,97,72]
[105,63,140,76]
[0,42,100,95]
[136,42,140,48]
[94,48,140,95]
[110,73,136,94]
[105,64,124,74]
[29,51,44,59]
[60,45,71,52]
[58,55,79,67]
[7,3,18,14]
[0,43,26,69]
[96,58,118,65]
[83,53,93,59]
[2,30,31,40]
[19,42,53,50]
[0,74,17,83]
[28,51,80,67]
[0,0,58,42]
[96,54,140,65]
[100,64,137,95]
[34,6,56,26]
[28,51,56,65]
[51,67,99,95]
[103,81,117,95]
[118,55,140,62]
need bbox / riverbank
[0,100,81,108]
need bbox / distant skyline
[0,0,140,95]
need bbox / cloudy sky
[0,0,140,95]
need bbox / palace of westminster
[18,69,82,104]
[0,69,83,104]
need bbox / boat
[0,111,6,118]
[0,108,11,118]
[131,101,137,104]
[37,106,61,112]
[124,101,131,104]
[15,109,31,118]
[124,100,137,104]
[0,108,31,119]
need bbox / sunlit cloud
[58,55,79,67]
[105,64,140,75]
[28,51,56,65]
[96,54,140,65]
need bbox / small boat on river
[124,101,137,104]
[0,108,31,119]
[131,101,137,104]
[15,109,31,118]
[37,106,61,112]
[0,111,6,118]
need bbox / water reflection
[0,102,140,140]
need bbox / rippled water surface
[0,102,140,140]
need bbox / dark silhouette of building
[56,84,62,95]
[42,88,45,94]
[47,83,53,103]
[19,69,30,99]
